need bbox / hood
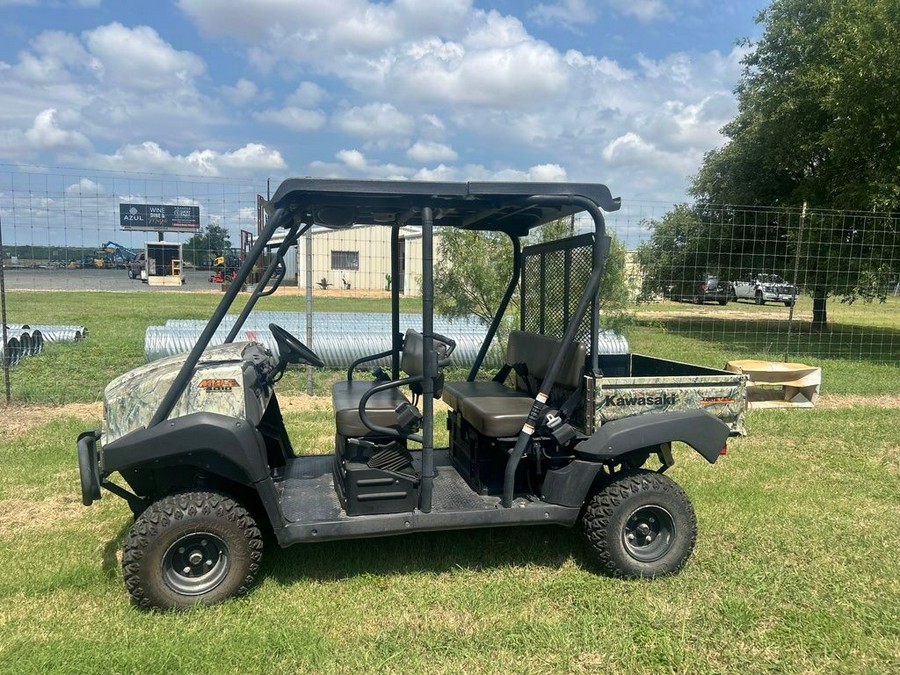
[102,342,271,444]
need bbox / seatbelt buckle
[544,410,577,446]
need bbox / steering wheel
[269,323,325,368]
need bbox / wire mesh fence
[0,166,897,404]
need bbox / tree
[636,204,795,301]
[433,218,630,334]
[689,0,900,329]
[183,224,232,267]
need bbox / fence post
[0,213,10,405]
[305,227,314,396]
[784,201,806,362]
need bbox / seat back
[400,329,450,376]
[506,330,586,393]
[401,329,450,397]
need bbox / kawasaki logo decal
[603,393,677,407]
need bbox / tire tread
[122,491,262,610]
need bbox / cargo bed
[588,354,747,436]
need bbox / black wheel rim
[163,532,230,596]
[622,505,675,562]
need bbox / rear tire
[582,470,697,578]
[755,291,765,305]
[122,491,263,610]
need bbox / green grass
[0,408,897,673]
[1,289,898,672]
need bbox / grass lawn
[0,406,897,673]
[0,289,898,672]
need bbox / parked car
[732,273,796,306]
[669,274,733,305]
[128,252,146,280]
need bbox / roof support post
[391,222,402,380]
[419,206,435,514]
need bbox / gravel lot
[1,268,217,292]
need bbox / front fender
[101,411,268,485]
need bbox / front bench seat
[332,329,449,438]
[332,382,409,437]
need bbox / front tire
[122,491,263,610]
[582,470,697,579]
[755,290,765,305]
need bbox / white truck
[732,273,796,306]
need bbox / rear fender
[576,409,730,464]
[541,410,729,508]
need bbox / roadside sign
[119,204,201,232]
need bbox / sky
[0,0,770,208]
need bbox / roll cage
[147,179,621,513]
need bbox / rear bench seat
[442,330,586,438]
[332,329,446,438]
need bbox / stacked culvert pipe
[0,336,22,367]
[145,312,629,370]
[1,324,80,369]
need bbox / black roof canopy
[270,179,620,236]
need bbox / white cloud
[335,149,368,171]
[24,108,91,151]
[221,78,258,105]
[413,162,567,182]
[333,103,415,138]
[254,107,326,132]
[388,38,570,108]
[65,177,103,195]
[608,0,671,23]
[94,141,286,176]
[287,81,327,108]
[83,23,206,91]
[406,140,457,163]
[529,0,598,30]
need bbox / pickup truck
[127,252,146,280]
[733,273,796,306]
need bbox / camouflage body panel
[588,369,747,437]
[103,342,277,445]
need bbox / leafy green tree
[636,204,795,301]
[687,0,900,329]
[433,229,513,326]
[433,218,630,335]
[183,224,232,267]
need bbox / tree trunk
[811,291,828,332]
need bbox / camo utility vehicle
[78,179,743,610]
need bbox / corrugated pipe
[164,312,490,336]
[0,336,22,367]
[5,329,47,356]
[12,324,86,343]
[145,326,504,370]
